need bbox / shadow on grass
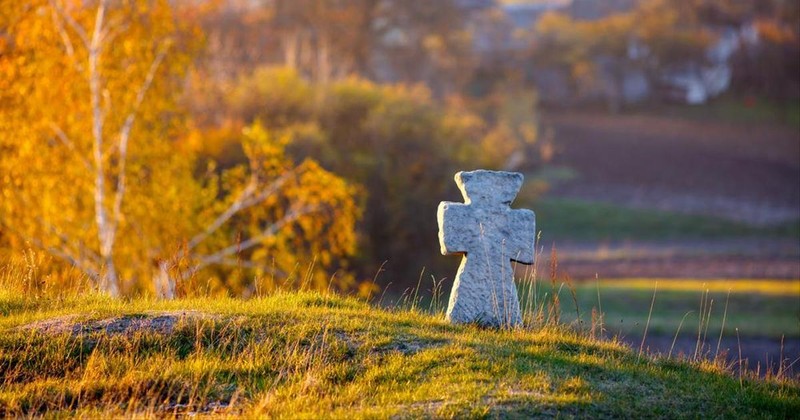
[1,294,798,417]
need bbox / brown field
[539,111,800,279]
[530,111,800,375]
[544,111,799,224]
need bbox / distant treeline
[0,0,796,297]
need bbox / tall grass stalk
[520,236,543,327]
[373,261,390,306]
[737,327,744,388]
[565,275,581,330]
[638,281,658,362]
[701,298,714,358]
[694,287,708,361]
[548,245,560,325]
[429,275,445,314]
[715,289,731,360]
[669,311,695,359]
[595,274,604,337]
[412,267,425,312]
[777,335,785,380]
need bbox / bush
[222,67,540,289]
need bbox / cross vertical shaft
[438,170,536,327]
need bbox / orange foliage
[0,1,362,297]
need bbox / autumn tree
[0,0,193,295]
[220,67,531,288]
[0,0,360,297]
[632,0,713,67]
[167,123,361,298]
[619,0,798,102]
[722,0,800,102]
[368,0,476,96]
[190,0,476,97]
[531,0,714,107]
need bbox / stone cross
[437,170,536,327]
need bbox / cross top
[455,170,522,205]
[437,170,536,327]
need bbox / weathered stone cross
[437,170,536,327]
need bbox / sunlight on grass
[555,278,800,339]
[598,279,800,296]
[1,291,798,417]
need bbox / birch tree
[0,0,188,295]
[0,0,361,297]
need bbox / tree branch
[48,2,84,73]
[48,122,92,171]
[111,45,169,234]
[90,0,106,51]
[187,169,296,250]
[0,221,101,283]
[42,243,101,282]
[37,218,103,266]
[193,205,317,270]
[48,0,90,49]
[0,182,102,278]
[98,16,129,46]
[215,258,288,274]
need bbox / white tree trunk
[317,35,331,86]
[87,0,120,297]
[283,31,299,70]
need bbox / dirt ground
[542,112,800,225]
[538,112,800,279]
[543,238,800,279]
[535,112,800,376]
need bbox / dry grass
[1,256,799,417]
[597,279,800,297]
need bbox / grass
[530,198,800,242]
[597,279,800,297]
[0,288,798,417]
[542,279,800,339]
[635,95,800,129]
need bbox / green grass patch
[534,279,800,340]
[0,291,798,417]
[530,198,799,241]
[635,96,800,129]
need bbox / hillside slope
[0,292,797,417]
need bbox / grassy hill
[0,291,798,417]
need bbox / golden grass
[594,278,800,296]
[1,291,798,417]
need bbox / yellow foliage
[755,19,799,44]
[0,1,362,297]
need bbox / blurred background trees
[0,0,361,297]
[528,0,798,108]
[1,0,201,296]
[1,0,797,297]
[186,66,531,294]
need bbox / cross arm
[506,209,536,264]
[437,201,471,256]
